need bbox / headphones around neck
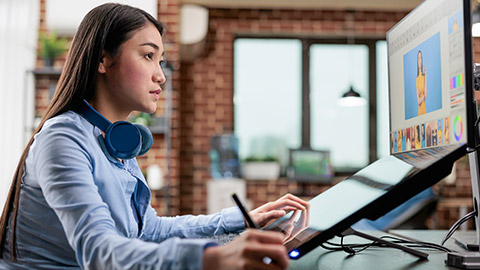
[75,100,153,160]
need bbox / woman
[426,123,432,147]
[444,117,450,144]
[421,124,426,148]
[0,3,308,269]
[411,127,416,150]
[406,128,411,151]
[432,126,438,146]
[416,50,427,116]
[397,130,402,152]
[438,120,443,145]
[415,125,421,149]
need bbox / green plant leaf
[39,31,68,60]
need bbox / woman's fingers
[241,230,290,269]
[267,199,307,212]
[259,210,286,222]
[249,193,310,228]
[241,239,289,269]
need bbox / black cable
[382,235,452,253]
[441,210,477,246]
[320,234,452,255]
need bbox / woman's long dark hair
[0,3,163,260]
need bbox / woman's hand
[202,229,289,270]
[249,194,309,228]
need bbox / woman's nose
[154,69,166,85]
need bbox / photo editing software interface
[388,0,467,161]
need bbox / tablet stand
[341,227,428,259]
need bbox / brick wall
[177,8,407,214]
[34,0,480,229]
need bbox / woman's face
[100,23,165,116]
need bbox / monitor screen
[264,0,474,260]
[388,0,475,154]
[287,149,334,182]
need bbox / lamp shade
[337,86,367,107]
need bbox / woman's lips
[150,89,161,99]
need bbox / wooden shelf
[31,67,62,76]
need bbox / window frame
[233,35,386,174]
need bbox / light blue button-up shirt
[1,111,245,269]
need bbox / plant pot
[44,58,53,67]
[241,162,281,180]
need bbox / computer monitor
[287,149,334,183]
[388,0,475,156]
[263,0,475,259]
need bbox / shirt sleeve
[141,205,246,242]
[33,119,216,270]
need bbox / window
[310,44,369,170]
[234,38,388,173]
[234,39,302,165]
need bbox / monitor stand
[341,227,428,259]
[444,150,480,269]
[469,150,480,250]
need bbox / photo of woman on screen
[416,50,427,116]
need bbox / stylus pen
[231,193,258,229]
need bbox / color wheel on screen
[454,115,463,141]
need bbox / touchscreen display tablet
[265,144,467,259]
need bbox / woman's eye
[160,60,164,67]
[146,53,154,60]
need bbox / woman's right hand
[202,229,289,270]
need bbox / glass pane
[376,40,390,158]
[234,39,302,165]
[310,44,369,171]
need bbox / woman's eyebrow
[140,42,159,51]
[140,42,165,57]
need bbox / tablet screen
[264,144,466,257]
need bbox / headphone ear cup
[134,123,153,156]
[105,121,142,160]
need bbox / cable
[382,235,452,253]
[441,210,477,246]
[320,234,452,256]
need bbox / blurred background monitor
[287,149,334,183]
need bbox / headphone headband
[74,100,153,159]
[76,100,111,133]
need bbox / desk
[288,230,475,270]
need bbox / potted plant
[129,112,156,126]
[241,156,281,180]
[39,31,69,67]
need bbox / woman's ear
[98,50,111,74]
[98,62,106,74]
